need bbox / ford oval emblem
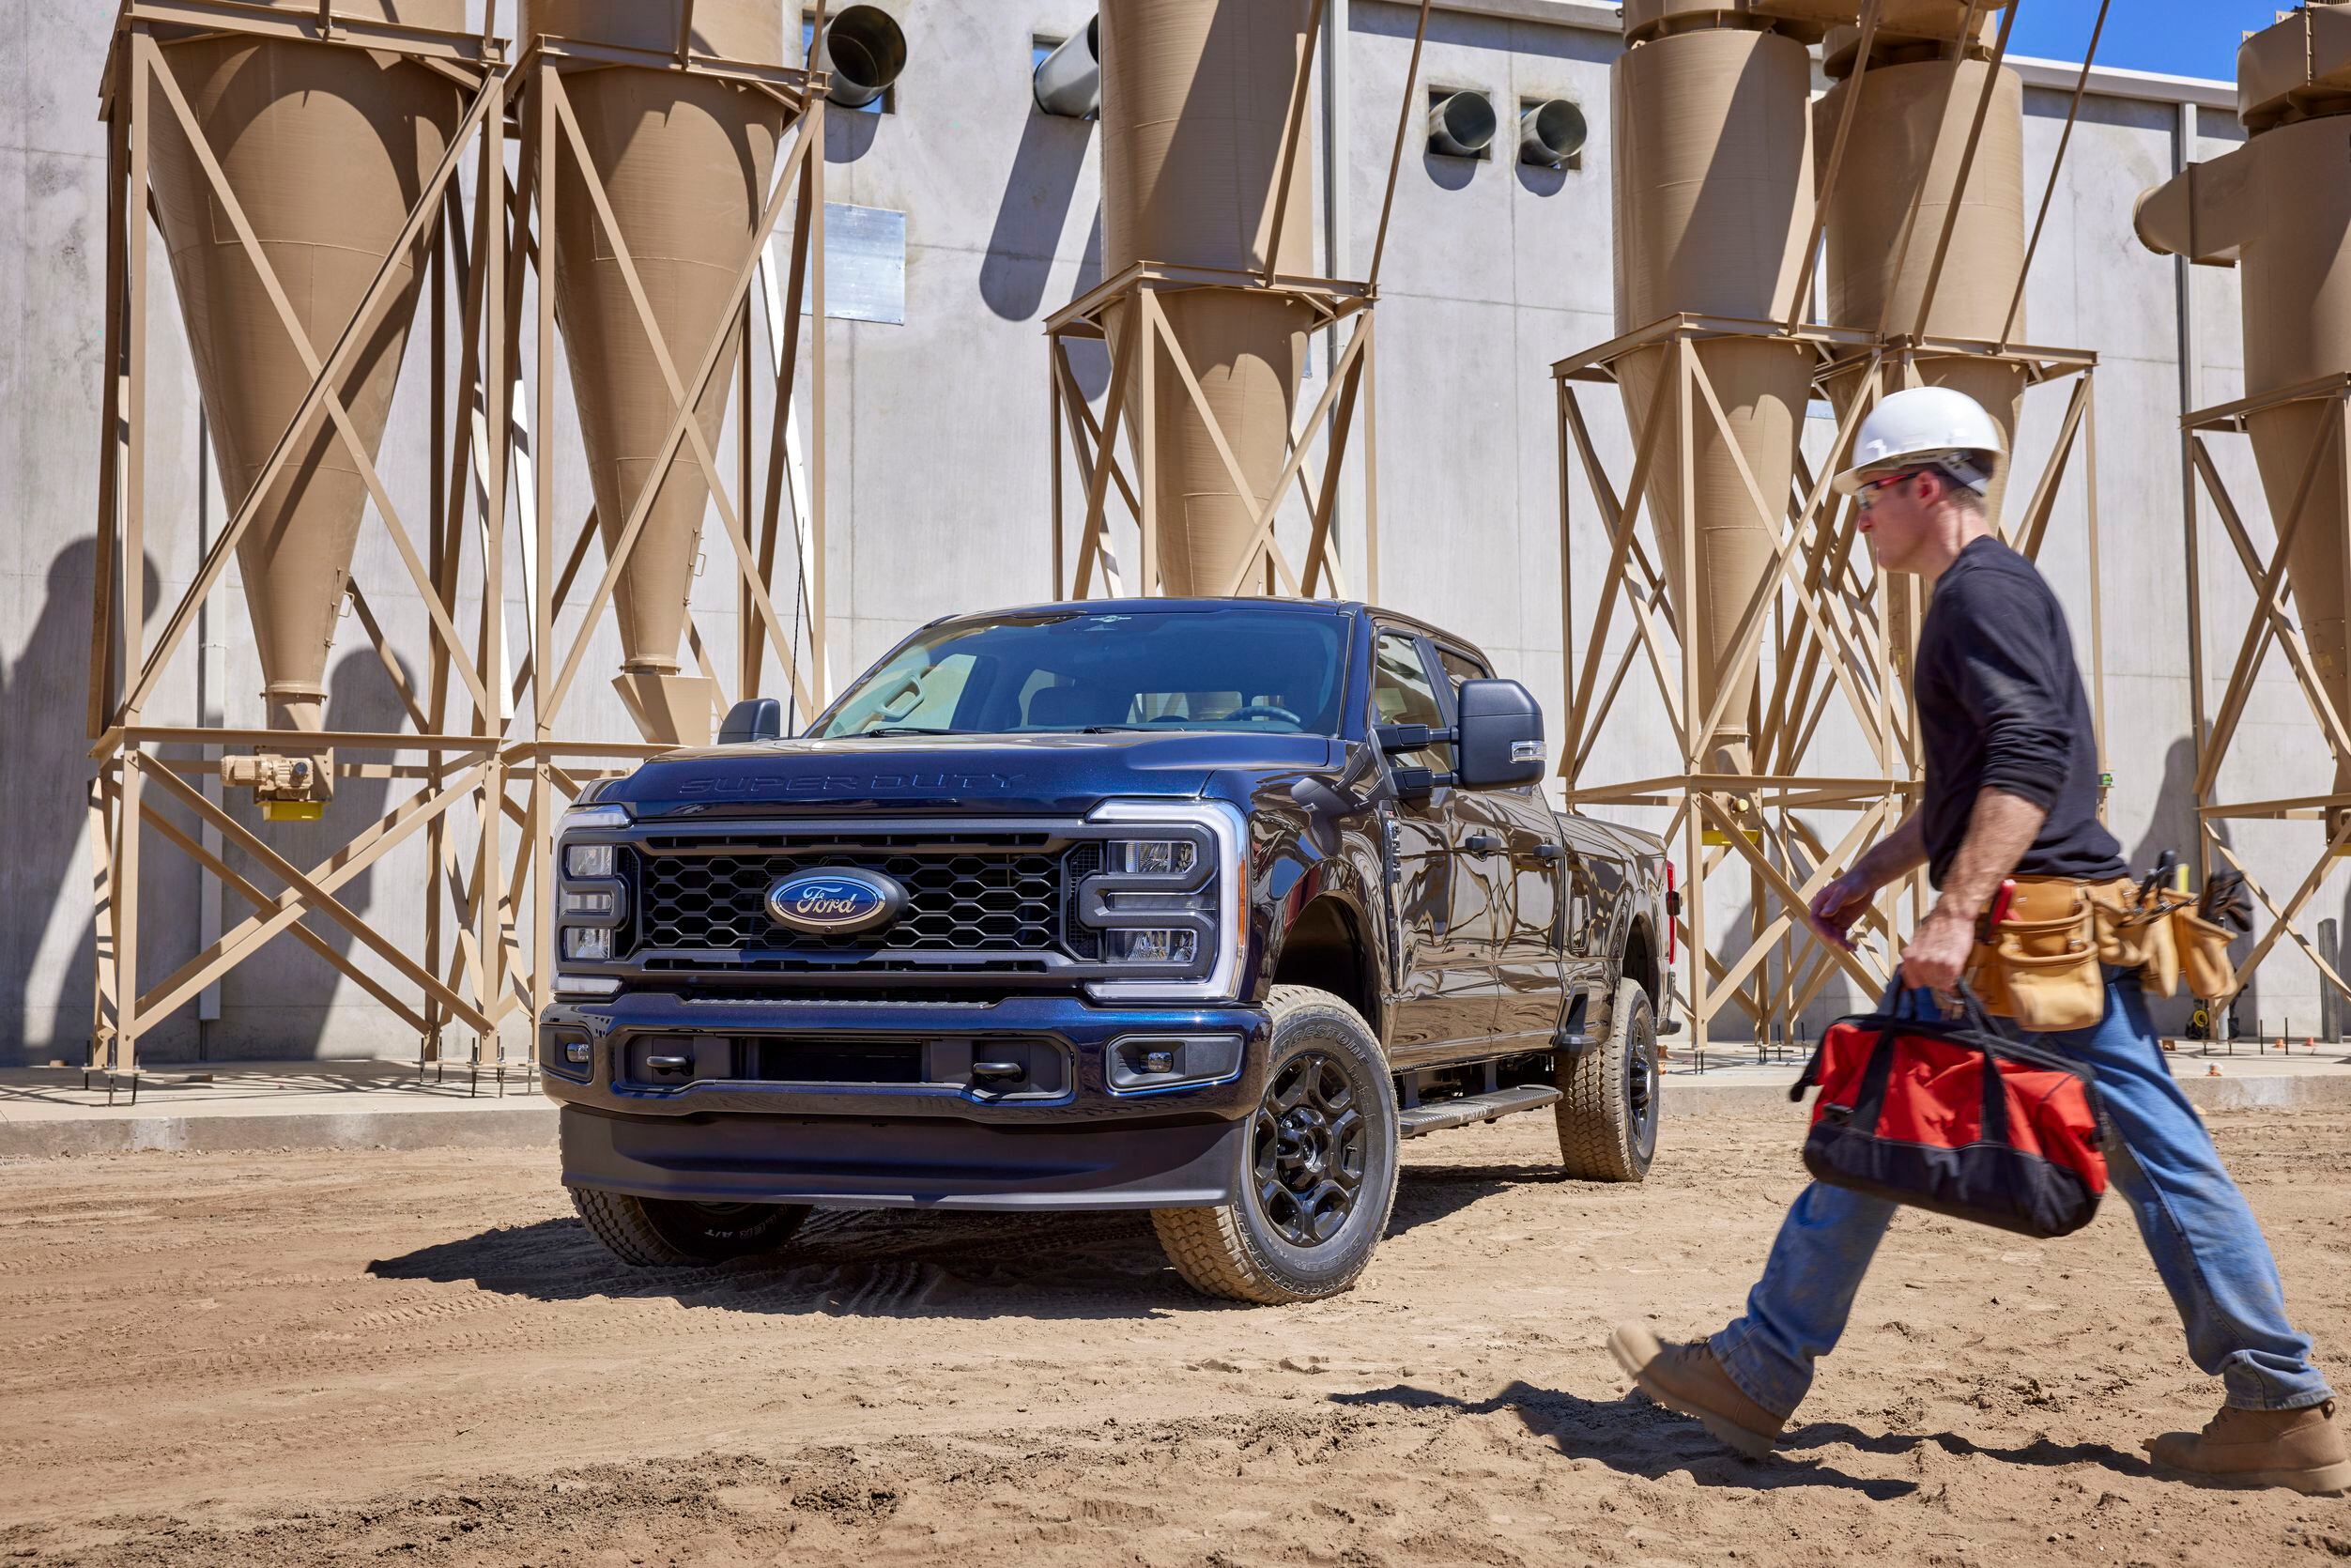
[763,869,906,935]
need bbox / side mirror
[1454,679,1544,789]
[716,697,785,745]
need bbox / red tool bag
[1792,987,2110,1238]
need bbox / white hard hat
[1832,385,2005,497]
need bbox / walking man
[1608,386,2347,1495]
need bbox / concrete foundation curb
[0,1105,558,1161]
[1660,1065,2351,1120]
[2,1066,2343,1161]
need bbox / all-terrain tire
[569,1185,812,1267]
[1151,985,1401,1305]
[1556,976,1660,1181]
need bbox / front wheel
[570,1186,812,1267]
[1151,986,1401,1304]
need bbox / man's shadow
[1333,1380,2156,1495]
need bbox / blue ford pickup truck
[541,598,1674,1302]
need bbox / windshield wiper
[856,725,970,737]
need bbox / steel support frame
[505,23,833,1027]
[1554,314,2105,1045]
[87,5,517,1093]
[2179,374,2351,1009]
[1046,267,1376,601]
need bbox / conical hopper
[526,0,786,744]
[1611,25,1814,774]
[2245,111,2351,796]
[1814,56,2029,526]
[1099,0,1318,598]
[147,11,465,745]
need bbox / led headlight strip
[1083,798,1248,1003]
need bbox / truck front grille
[626,830,1080,970]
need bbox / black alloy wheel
[1252,1049,1370,1248]
[1151,986,1401,1304]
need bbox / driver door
[1372,628,1497,1063]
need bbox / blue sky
[2006,1,2284,84]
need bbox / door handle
[1463,833,1504,853]
[1533,842,1563,863]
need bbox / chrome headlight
[554,804,630,997]
[1082,799,1247,1002]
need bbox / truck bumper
[539,993,1270,1210]
[560,1105,1247,1209]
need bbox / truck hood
[600,731,1347,819]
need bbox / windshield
[813,607,1352,739]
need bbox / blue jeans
[1712,972,2331,1417]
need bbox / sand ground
[1,1108,2347,1566]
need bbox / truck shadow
[367,1164,1568,1319]
[1331,1380,1922,1498]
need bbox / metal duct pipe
[1612,19,1814,774]
[819,5,907,109]
[1518,99,1585,168]
[526,0,787,746]
[1100,0,1318,597]
[1033,17,1099,118]
[1427,91,1497,159]
[2140,2,2351,810]
[146,0,467,774]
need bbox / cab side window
[1371,630,1452,771]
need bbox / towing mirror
[717,697,785,745]
[1453,679,1544,789]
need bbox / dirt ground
[2,1109,2347,1568]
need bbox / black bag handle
[1849,982,2014,1146]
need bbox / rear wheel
[1152,986,1400,1304]
[569,1186,811,1267]
[1556,976,1660,1181]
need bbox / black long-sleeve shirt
[1913,536,2123,888]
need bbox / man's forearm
[1930,788,2050,928]
[1852,811,1928,892]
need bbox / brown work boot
[2144,1399,2351,1495]
[1608,1323,1788,1459]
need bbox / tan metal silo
[1814,11,2029,526]
[146,0,467,774]
[2139,2,2351,842]
[1610,7,1817,774]
[1098,0,1319,598]
[524,0,788,745]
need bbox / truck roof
[922,597,1490,668]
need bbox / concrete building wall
[0,0,2329,1061]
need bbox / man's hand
[1900,908,1975,993]
[1806,870,1876,953]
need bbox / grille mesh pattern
[637,848,1065,955]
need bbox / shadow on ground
[1334,1379,1923,1499]
[366,1160,1573,1320]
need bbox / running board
[1396,1084,1562,1139]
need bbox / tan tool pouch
[2171,906,2238,1000]
[2092,887,2189,999]
[1969,879,2106,1033]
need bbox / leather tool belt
[1966,875,2237,1034]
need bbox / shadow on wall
[0,544,161,1068]
[2127,734,2226,1038]
[979,105,1096,322]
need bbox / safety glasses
[1852,469,1925,513]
